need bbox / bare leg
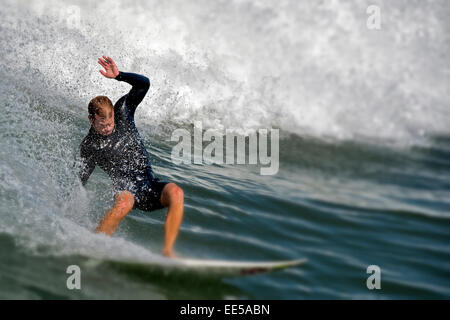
[95,191,135,235]
[160,183,184,258]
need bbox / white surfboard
[169,258,307,277]
[87,256,307,278]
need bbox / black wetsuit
[79,71,168,212]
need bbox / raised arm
[114,71,150,115]
[98,56,150,116]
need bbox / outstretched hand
[98,56,119,79]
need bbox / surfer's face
[90,111,115,136]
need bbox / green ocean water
[1,0,450,300]
[1,92,449,298]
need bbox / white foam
[1,0,449,145]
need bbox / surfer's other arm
[98,56,150,116]
[78,143,95,186]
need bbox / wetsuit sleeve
[79,144,96,186]
[114,71,150,116]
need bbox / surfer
[78,56,184,258]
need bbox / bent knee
[171,185,184,201]
[114,191,135,213]
[163,183,184,205]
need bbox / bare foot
[162,249,178,259]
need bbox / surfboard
[169,258,307,277]
[86,256,307,278]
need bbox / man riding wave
[79,56,184,258]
